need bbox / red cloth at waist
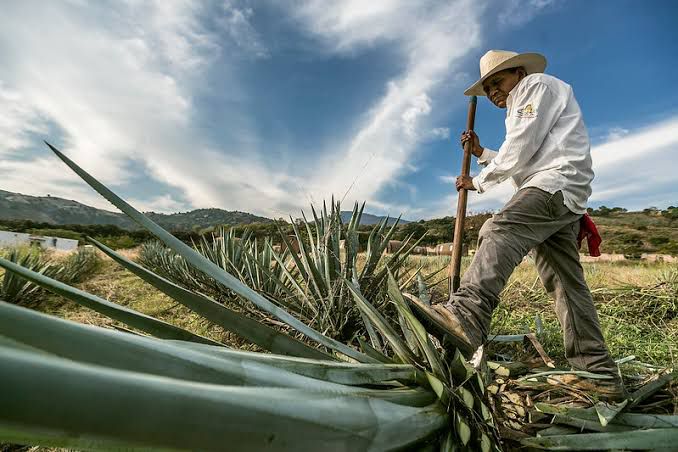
[577,213,602,257]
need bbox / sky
[1,0,677,220]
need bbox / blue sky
[1,0,676,220]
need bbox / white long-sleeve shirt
[472,73,594,214]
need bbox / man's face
[482,68,522,109]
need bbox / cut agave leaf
[88,237,330,360]
[0,301,434,406]
[0,257,218,346]
[594,400,628,427]
[455,413,472,446]
[521,428,678,450]
[0,345,449,451]
[357,337,394,364]
[479,432,492,452]
[45,142,374,364]
[0,301,340,391]
[536,402,678,431]
[169,340,427,386]
[455,387,475,410]
[628,372,676,408]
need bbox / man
[415,50,624,399]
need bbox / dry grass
[35,257,236,347]
[403,255,677,368]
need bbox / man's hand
[456,175,476,191]
[460,130,483,157]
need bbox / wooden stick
[449,95,477,297]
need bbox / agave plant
[139,228,298,308]
[138,199,433,347]
[0,246,99,305]
[0,143,501,451]
[0,247,54,304]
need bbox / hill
[0,190,272,231]
[1,190,675,256]
[340,211,411,226]
[391,206,678,256]
[585,206,678,256]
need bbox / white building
[0,230,79,252]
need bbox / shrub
[649,236,670,246]
[26,228,83,243]
[0,246,100,305]
[93,235,139,249]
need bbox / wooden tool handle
[449,96,477,297]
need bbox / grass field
[20,249,677,369]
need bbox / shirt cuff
[477,147,494,165]
[472,176,484,193]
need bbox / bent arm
[477,148,498,166]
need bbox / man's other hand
[460,130,484,157]
[456,176,476,191]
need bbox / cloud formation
[2,1,668,222]
[290,0,484,212]
[0,0,484,218]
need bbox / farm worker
[422,50,625,400]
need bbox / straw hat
[464,50,547,96]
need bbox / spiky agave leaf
[0,301,435,407]
[261,199,429,343]
[44,142,374,364]
[0,344,449,451]
[170,340,427,386]
[0,256,218,346]
[88,237,330,360]
[345,277,422,367]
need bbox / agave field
[0,143,676,451]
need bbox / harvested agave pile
[480,333,677,450]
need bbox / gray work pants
[447,187,618,375]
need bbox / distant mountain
[340,211,411,226]
[0,190,272,230]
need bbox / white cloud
[0,1,204,185]
[0,84,49,154]
[221,1,269,58]
[0,1,274,214]
[589,116,678,209]
[290,0,485,211]
[603,126,630,142]
[427,127,451,141]
[498,0,559,27]
[402,94,433,138]
[0,157,116,210]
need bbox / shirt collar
[506,75,530,107]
